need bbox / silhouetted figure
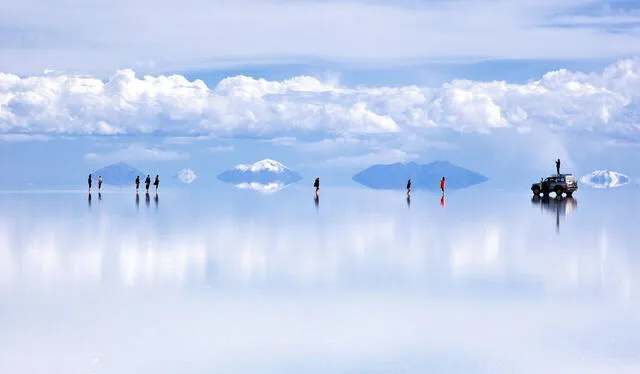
[314,177,320,197]
[135,176,140,193]
[145,175,151,193]
[440,177,446,194]
[406,179,411,196]
[88,174,92,192]
[98,176,103,192]
[556,159,561,175]
[154,175,160,193]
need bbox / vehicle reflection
[531,195,578,233]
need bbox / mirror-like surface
[1,187,639,374]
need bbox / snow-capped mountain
[218,159,302,188]
[581,170,630,188]
[234,159,287,173]
[175,169,197,184]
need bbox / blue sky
[0,0,640,188]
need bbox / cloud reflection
[0,193,636,304]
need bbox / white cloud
[325,149,419,167]
[84,144,188,163]
[164,136,213,145]
[207,145,234,153]
[0,58,640,139]
[1,1,640,74]
[175,169,197,184]
[258,137,298,147]
[0,134,50,142]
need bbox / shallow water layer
[0,186,639,374]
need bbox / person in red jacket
[440,177,446,194]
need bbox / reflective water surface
[1,187,639,374]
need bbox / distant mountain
[217,159,302,187]
[352,161,488,190]
[91,162,144,186]
[581,170,630,188]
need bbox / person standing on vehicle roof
[556,159,561,175]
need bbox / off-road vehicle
[531,174,578,198]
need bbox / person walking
[98,176,103,192]
[556,159,561,175]
[154,175,160,193]
[406,179,412,196]
[135,176,140,193]
[145,175,151,194]
[440,177,446,194]
[88,174,92,192]
[314,177,320,197]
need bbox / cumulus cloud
[175,169,197,184]
[84,144,188,163]
[1,58,640,139]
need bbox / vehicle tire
[566,191,573,198]
[554,186,563,198]
[532,187,540,196]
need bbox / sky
[1,0,640,188]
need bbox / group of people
[87,174,160,194]
[135,175,160,194]
[405,177,446,196]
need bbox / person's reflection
[406,195,411,208]
[136,193,140,210]
[145,192,150,207]
[88,192,92,208]
[98,192,102,203]
[154,193,159,209]
[440,195,445,208]
[314,195,319,209]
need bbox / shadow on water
[531,195,578,233]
